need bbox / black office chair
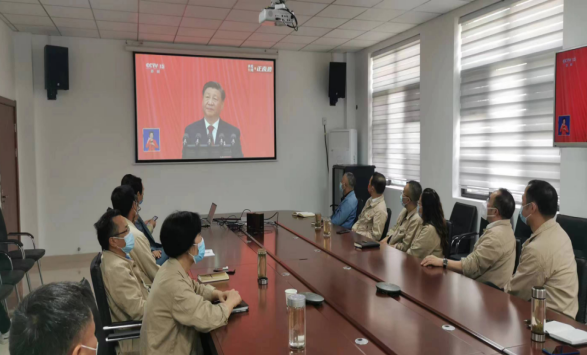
[575,258,587,324]
[449,217,488,261]
[0,207,45,288]
[380,208,392,241]
[514,238,522,274]
[0,274,13,317]
[0,251,25,303]
[557,214,587,259]
[448,203,477,259]
[354,198,365,225]
[79,277,109,355]
[514,213,533,245]
[90,253,141,355]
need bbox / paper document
[293,212,315,218]
[545,321,587,345]
[204,249,215,257]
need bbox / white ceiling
[0,0,474,52]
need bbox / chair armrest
[0,240,23,247]
[7,232,34,239]
[103,321,142,331]
[0,251,14,271]
[105,329,141,342]
[454,232,478,242]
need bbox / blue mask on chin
[519,203,532,225]
[190,238,206,263]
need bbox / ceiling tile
[280,35,317,44]
[53,17,97,29]
[40,0,90,7]
[374,21,414,33]
[333,46,361,52]
[248,32,284,42]
[272,42,304,50]
[184,5,230,19]
[286,1,327,16]
[233,0,267,11]
[332,0,382,7]
[338,19,382,30]
[392,10,438,24]
[0,14,16,30]
[94,10,138,23]
[140,1,185,16]
[45,5,94,19]
[294,0,334,3]
[5,14,53,26]
[374,0,428,10]
[208,37,244,46]
[139,23,177,34]
[179,17,221,28]
[342,38,377,47]
[138,33,175,41]
[416,0,469,14]
[302,43,335,51]
[0,3,46,16]
[317,4,366,19]
[219,20,259,32]
[89,0,137,12]
[225,9,258,23]
[241,40,275,48]
[301,16,346,28]
[175,35,209,43]
[355,31,393,41]
[100,30,138,39]
[290,26,330,36]
[14,24,60,34]
[189,0,236,8]
[255,25,293,35]
[2,0,41,4]
[97,20,136,31]
[295,15,311,25]
[146,0,186,4]
[213,30,250,39]
[312,36,346,46]
[139,13,181,26]
[176,26,214,36]
[323,28,363,39]
[59,28,99,37]
[355,8,404,21]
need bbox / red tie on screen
[207,126,215,146]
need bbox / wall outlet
[322,117,327,125]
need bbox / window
[459,0,563,202]
[370,37,421,186]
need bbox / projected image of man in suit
[182,81,243,159]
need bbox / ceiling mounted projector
[259,0,298,31]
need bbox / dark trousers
[0,305,10,334]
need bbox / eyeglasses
[111,227,129,238]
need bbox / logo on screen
[558,116,570,136]
[146,63,165,74]
[248,64,273,73]
[143,128,161,152]
[563,57,577,67]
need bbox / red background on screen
[135,54,275,160]
[555,47,587,144]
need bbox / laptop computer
[202,203,217,227]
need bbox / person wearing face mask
[421,188,516,289]
[504,180,578,318]
[331,172,358,229]
[111,185,159,285]
[352,172,388,241]
[95,208,149,354]
[141,211,242,355]
[381,181,423,249]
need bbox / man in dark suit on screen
[182,81,243,159]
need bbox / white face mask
[81,343,98,353]
[480,203,497,221]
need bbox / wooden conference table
[190,211,587,355]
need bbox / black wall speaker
[44,45,69,100]
[329,62,346,106]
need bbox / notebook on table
[545,321,587,345]
[293,212,315,218]
[197,272,229,284]
[354,240,380,249]
[213,300,249,314]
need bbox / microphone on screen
[195,133,201,146]
[183,133,189,147]
[230,134,236,146]
[218,133,225,146]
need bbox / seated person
[95,208,149,354]
[504,180,578,318]
[10,282,98,355]
[352,172,388,241]
[381,180,422,250]
[331,172,358,229]
[111,185,159,284]
[406,188,448,259]
[421,188,516,289]
[140,211,242,355]
[122,174,168,265]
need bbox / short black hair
[371,172,387,194]
[493,188,515,219]
[202,81,226,101]
[10,282,93,355]
[94,208,121,250]
[526,180,558,218]
[121,174,143,195]
[406,180,422,202]
[161,211,202,258]
[111,185,136,218]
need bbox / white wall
[15,35,344,256]
[0,21,14,101]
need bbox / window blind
[459,0,563,202]
[371,38,421,186]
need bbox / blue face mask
[139,200,143,205]
[339,182,343,194]
[519,203,532,225]
[400,194,409,208]
[417,205,422,217]
[190,238,206,263]
[114,232,135,255]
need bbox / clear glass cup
[323,218,332,237]
[531,286,546,342]
[288,294,306,349]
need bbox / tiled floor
[0,253,96,355]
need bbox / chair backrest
[514,213,533,245]
[354,198,365,225]
[0,208,9,252]
[514,239,522,274]
[90,253,114,327]
[449,203,477,254]
[575,258,587,323]
[79,278,106,348]
[381,208,392,241]
[557,214,587,259]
